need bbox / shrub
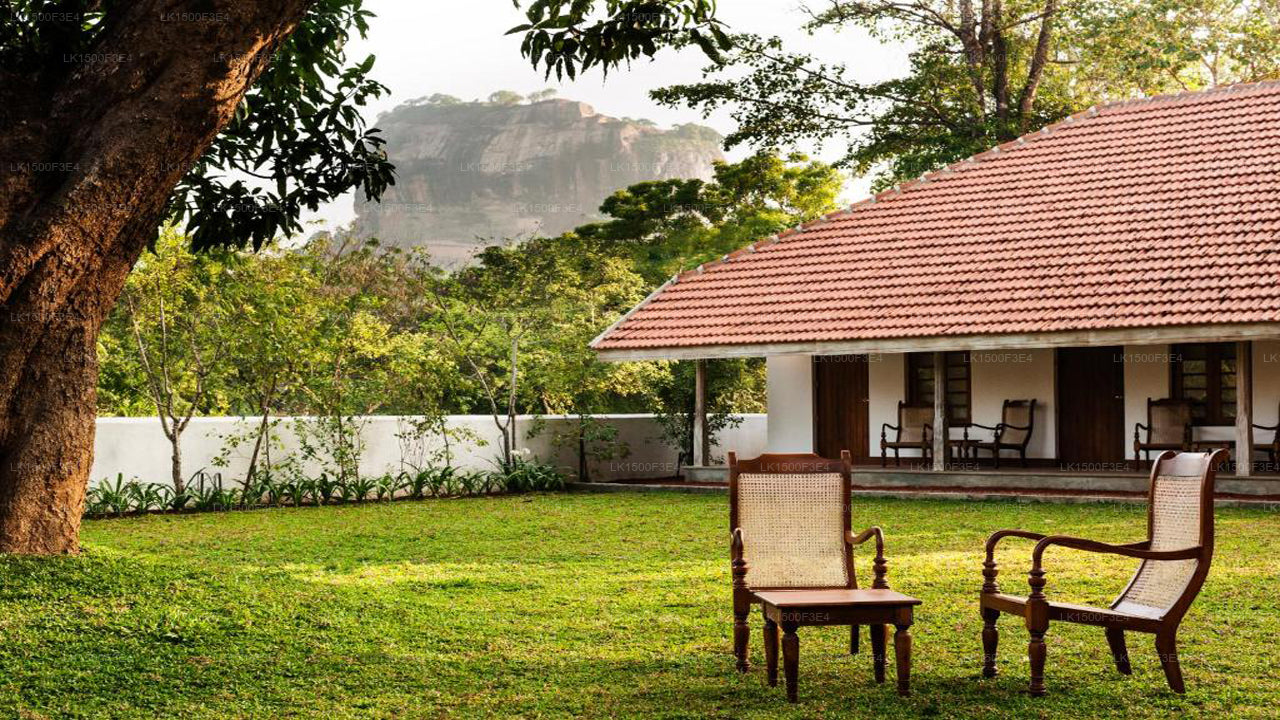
[491,457,565,493]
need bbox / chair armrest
[731,528,749,591]
[1000,422,1032,431]
[1030,535,1191,570]
[1251,423,1280,432]
[848,526,888,589]
[981,529,1047,594]
[969,422,1001,431]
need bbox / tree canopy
[514,0,1280,188]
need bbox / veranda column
[932,351,947,471]
[693,359,708,466]
[1235,341,1254,476]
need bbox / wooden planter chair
[978,449,1227,696]
[965,399,1037,468]
[880,402,933,467]
[1133,398,1192,469]
[729,452,893,684]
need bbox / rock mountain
[353,98,724,265]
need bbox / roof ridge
[1092,78,1280,112]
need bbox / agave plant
[313,473,339,505]
[398,469,423,499]
[374,473,402,501]
[494,457,565,493]
[339,475,376,503]
[89,473,134,516]
[257,472,284,506]
[127,482,172,512]
[190,472,238,512]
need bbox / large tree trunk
[0,0,313,554]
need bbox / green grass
[1,493,1277,719]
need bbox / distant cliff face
[353,99,724,265]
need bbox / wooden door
[813,355,870,463]
[1056,346,1126,466]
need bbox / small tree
[117,231,232,493]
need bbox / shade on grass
[1,493,1277,718]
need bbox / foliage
[80,463,529,518]
[510,0,728,80]
[98,152,837,471]
[577,152,843,283]
[512,0,1280,188]
[0,1,396,250]
[5,495,1277,717]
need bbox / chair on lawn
[978,449,1227,696]
[880,402,933,467]
[729,451,919,701]
[965,399,1037,468]
[1133,398,1192,469]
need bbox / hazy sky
[304,1,912,229]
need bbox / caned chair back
[898,403,933,443]
[729,452,853,590]
[1148,399,1192,445]
[1000,399,1036,446]
[1113,450,1223,621]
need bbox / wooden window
[906,352,971,425]
[1171,343,1236,425]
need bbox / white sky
[303,0,912,230]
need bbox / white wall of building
[765,355,814,452]
[865,350,1056,459]
[772,341,1280,465]
[967,348,1056,458]
[91,414,768,487]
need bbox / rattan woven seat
[979,450,1227,696]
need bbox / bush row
[84,459,566,517]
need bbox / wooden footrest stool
[755,588,922,702]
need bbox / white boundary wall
[91,414,767,488]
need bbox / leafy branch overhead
[0,0,396,252]
[509,0,731,79]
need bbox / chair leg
[1155,631,1184,693]
[1028,627,1048,696]
[894,623,912,697]
[1020,449,1028,468]
[781,622,800,703]
[981,607,1000,678]
[1105,628,1131,675]
[733,600,750,672]
[850,624,860,655]
[993,449,1001,469]
[894,449,900,467]
[764,618,779,687]
[870,624,888,684]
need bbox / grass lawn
[1,492,1277,719]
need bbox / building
[591,82,1280,481]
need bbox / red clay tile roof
[593,82,1280,355]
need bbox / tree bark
[0,0,314,554]
[1017,0,1058,131]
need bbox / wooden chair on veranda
[978,449,1228,696]
[965,399,1037,468]
[728,451,892,677]
[1133,398,1192,469]
[880,402,933,467]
